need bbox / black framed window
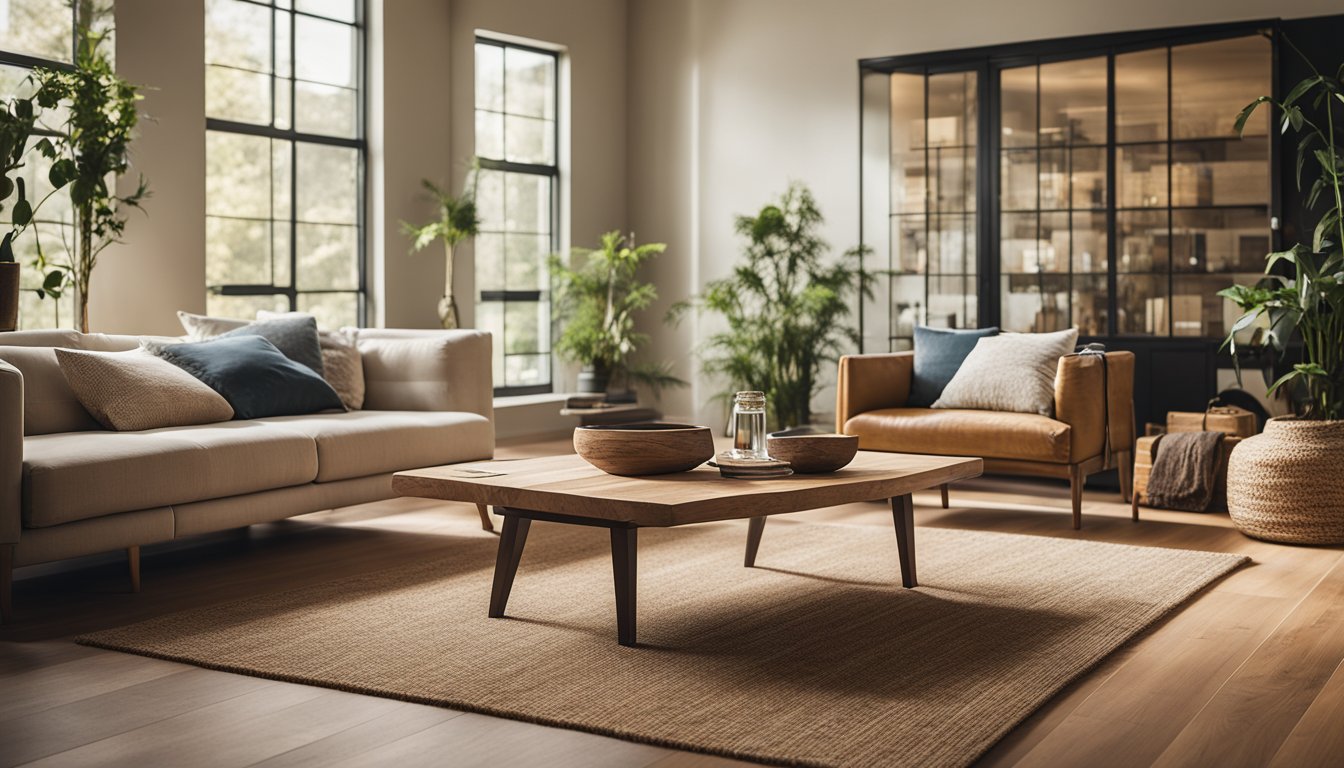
[473,37,558,395]
[0,1,86,329]
[205,0,365,329]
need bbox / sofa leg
[1132,491,1141,523]
[476,504,495,533]
[1069,465,1084,530]
[940,484,950,509]
[127,546,141,594]
[1,544,12,623]
[1116,449,1134,504]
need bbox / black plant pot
[0,262,19,333]
[576,364,610,394]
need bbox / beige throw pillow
[55,348,235,431]
[931,328,1079,417]
[178,309,365,409]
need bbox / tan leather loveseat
[0,328,495,621]
[836,350,1135,529]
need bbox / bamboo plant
[1221,38,1344,421]
[402,162,481,330]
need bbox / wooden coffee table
[393,451,982,646]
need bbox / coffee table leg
[610,528,638,646]
[744,516,767,567]
[489,514,532,618]
[891,494,917,588]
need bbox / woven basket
[1226,417,1344,545]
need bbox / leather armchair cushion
[843,407,1072,463]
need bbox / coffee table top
[393,451,982,527]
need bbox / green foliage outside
[30,0,148,331]
[672,183,872,430]
[1222,38,1344,420]
[550,230,684,397]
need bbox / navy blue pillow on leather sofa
[152,335,345,420]
[907,326,1000,408]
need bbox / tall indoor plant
[32,0,148,333]
[0,93,40,331]
[402,161,480,329]
[672,183,871,430]
[550,230,684,397]
[1220,39,1344,544]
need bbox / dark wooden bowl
[574,423,715,476]
[766,433,859,473]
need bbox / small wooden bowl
[574,423,715,476]
[766,433,859,473]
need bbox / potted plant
[0,94,39,332]
[31,0,149,333]
[671,182,871,431]
[402,161,481,330]
[549,230,684,398]
[1220,41,1344,544]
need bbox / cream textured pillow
[931,328,1079,416]
[55,348,235,431]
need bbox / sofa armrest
[0,360,20,545]
[836,352,914,432]
[355,329,493,421]
[1054,351,1135,464]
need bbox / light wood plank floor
[2,436,1341,767]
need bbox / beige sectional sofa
[0,328,495,621]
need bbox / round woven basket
[1226,417,1344,545]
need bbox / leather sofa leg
[127,546,141,593]
[1069,465,1084,530]
[476,504,495,533]
[940,484,950,509]
[1115,450,1134,504]
[1,544,12,623]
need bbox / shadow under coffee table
[393,451,982,646]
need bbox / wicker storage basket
[1226,417,1344,545]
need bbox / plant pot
[1226,416,1344,545]
[576,364,609,395]
[0,262,19,332]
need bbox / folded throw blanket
[1145,431,1225,512]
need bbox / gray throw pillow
[55,348,234,431]
[932,328,1079,416]
[908,326,999,407]
[217,316,325,376]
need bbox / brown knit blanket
[1145,431,1226,512]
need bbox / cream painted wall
[628,0,1344,426]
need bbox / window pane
[504,48,556,119]
[1172,36,1270,140]
[1072,273,1108,336]
[1071,147,1106,209]
[206,66,272,125]
[1116,47,1167,143]
[476,169,505,229]
[1039,147,1067,210]
[928,275,974,329]
[1000,212,1037,273]
[1117,143,1167,208]
[1171,208,1270,274]
[1001,149,1037,211]
[475,301,506,385]
[890,215,925,275]
[476,44,504,111]
[929,214,972,275]
[505,234,547,291]
[505,354,550,389]
[1172,274,1262,338]
[927,71,975,148]
[206,294,290,321]
[1117,274,1167,335]
[1072,210,1107,273]
[295,15,356,88]
[295,82,357,138]
[296,223,358,290]
[891,152,927,214]
[504,173,550,233]
[889,73,925,155]
[933,150,974,214]
[1170,138,1269,208]
[1,0,71,62]
[1001,274,1069,333]
[297,292,359,329]
[207,132,281,219]
[1000,66,1036,149]
[504,114,554,165]
[295,0,357,23]
[205,0,271,71]
[297,143,358,224]
[1039,211,1069,273]
[1118,210,1169,273]
[206,217,272,286]
[1039,56,1106,146]
[474,233,505,292]
[475,110,505,162]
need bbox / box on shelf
[1166,405,1257,438]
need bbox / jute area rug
[80,520,1246,768]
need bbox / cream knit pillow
[55,348,235,431]
[931,328,1079,416]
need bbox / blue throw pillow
[218,315,325,376]
[151,335,345,420]
[908,326,999,407]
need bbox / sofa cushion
[151,335,345,419]
[22,422,319,527]
[909,326,998,407]
[55,347,235,431]
[844,407,1072,464]
[0,345,101,435]
[256,411,493,482]
[933,329,1079,416]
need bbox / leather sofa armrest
[355,329,494,422]
[1054,351,1135,464]
[836,352,914,432]
[0,360,20,544]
